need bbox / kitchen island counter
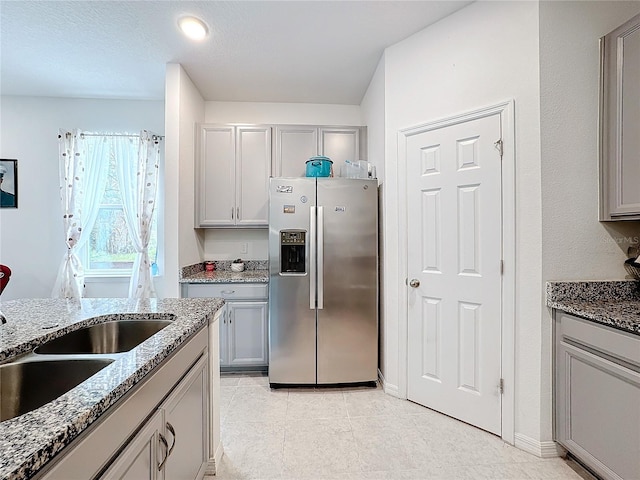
[546,280,640,335]
[0,297,223,480]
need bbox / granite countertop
[546,280,640,335]
[0,297,224,480]
[180,269,269,284]
[179,260,269,284]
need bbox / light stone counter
[0,297,223,480]
[546,280,640,335]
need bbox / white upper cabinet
[273,125,363,178]
[599,13,640,221]
[196,125,272,227]
[273,126,318,177]
[319,127,360,168]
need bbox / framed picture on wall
[0,159,18,208]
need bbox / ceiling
[0,1,473,105]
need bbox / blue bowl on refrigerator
[305,156,333,177]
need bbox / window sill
[84,275,131,282]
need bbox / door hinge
[500,260,504,275]
[499,378,504,394]
[494,138,503,158]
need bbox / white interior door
[406,112,503,435]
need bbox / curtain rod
[59,132,164,140]
[81,133,165,140]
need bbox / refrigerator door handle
[317,206,324,309]
[309,206,316,309]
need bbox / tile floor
[205,373,591,480]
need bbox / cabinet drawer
[558,312,640,366]
[185,283,268,300]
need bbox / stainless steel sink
[0,359,114,421]
[34,320,172,355]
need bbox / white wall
[0,96,164,300]
[201,101,364,261]
[205,102,362,126]
[375,0,545,445]
[161,64,205,297]
[361,56,387,381]
[540,2,640,279]
[539,0,640,447]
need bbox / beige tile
[224,386,289,424]
[520,459,587,479]
[283,418,361,476]
[212,452,283,479]
[215,380,585,480]
[238,374,270,387]
[286,389,348,419]
[220,421,285,478]
[345,388,416,417]
[220,374,242,387]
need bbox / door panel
[319,128,360,167]
[228,302,268,366]
[198,126,235,226]
[274,126,318,177]
[268,178,317,384]
[316,178,378,384]
[236,126,271,226]
[406,113,502,435]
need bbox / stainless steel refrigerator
[268,177,378,387]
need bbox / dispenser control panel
[280,230,306,274]
[281,231,305,245]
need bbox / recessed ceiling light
[178,16,209,41]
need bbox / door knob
[409,279,420,288]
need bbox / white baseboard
[378,368,400,398]
[514,433,565,458]
[206,442,225,475]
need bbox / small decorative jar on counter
[205,261,215,272]
[231,259,245,272]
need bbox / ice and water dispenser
[280,230,306,274]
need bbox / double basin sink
[1,318,173,422]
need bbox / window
[84,138,158,276]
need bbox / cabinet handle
[223,311,227,324]
[158,433,169,471]
[166,422,176,461]
[231,207,234,220]
[221,290,235,295]
[229,311,233,324]
[237,207,240,220]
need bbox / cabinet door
[557,342,640,480]
[197,125,236,226]
[100,410,164,480]
[236,126,272,226]
[162,355,208,480]
[274,126,318,177]
[600,14,640,220]
[219,308,229,367]
[227,301,268,366]
[319,127,360,169]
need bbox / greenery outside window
[84,141,158,276]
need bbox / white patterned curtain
[115,131,161,298]
[53,130,109,298]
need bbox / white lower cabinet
[183,283,268,369]
[162,354,208,480]
[102,355,208,480]
[101,410,164,480]
[38,328,211,480]
[225,301,268,367]
[554,311,640,480]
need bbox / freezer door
[316,178,378,384]
[268,177,317,384]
